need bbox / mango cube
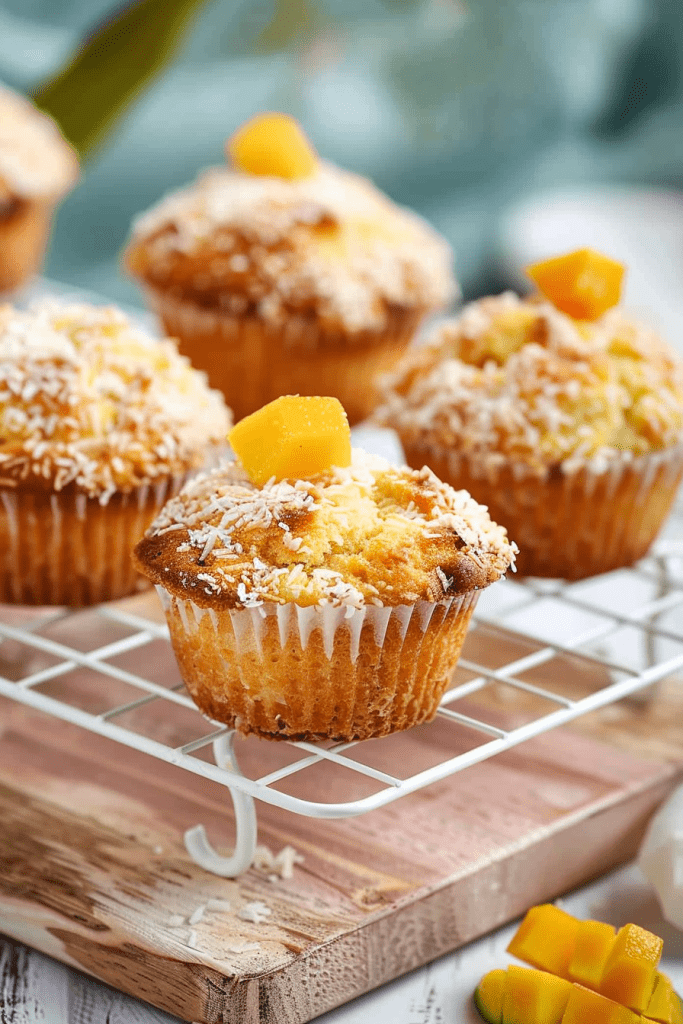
[645,973,683,1024]
[228,395,351,486]
[507,904,580,979]
[600,924,663,1013]
[525,248,625,321]
[475,969,507,1024]
[503,966,572,1024]
[561,984,643,1024]
[227,112,317,180]
[568,919,617,990]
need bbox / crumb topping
[0,85,78,201]
[378,292,683,476]
[0,301,232,499]
[125,161,456,334]
[134,450,515,609]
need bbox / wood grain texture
[0,597,681,1024]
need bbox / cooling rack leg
[184,731,257,877]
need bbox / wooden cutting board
[0,595,682,1024]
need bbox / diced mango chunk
[228,395,351,486]
[507,904,580,979]
[561,984,643,1024]
[227,112,317,180]
[475,969,507,1024]
[525,248,625,321]
[503,966,572,1024]
[645,972,683,1024]
[600,924,663,1013]
[568,919,617,990]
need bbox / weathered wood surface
[0,596,681,1024]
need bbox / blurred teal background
[2,0,683,317]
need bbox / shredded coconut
[0,300,231,498]
[237,900,272,924]
[252,844,305,879]
[0,85,78,200]
[127,161,456,334]
[378,293,683,477]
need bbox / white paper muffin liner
[0,474,187,606]
[401,441,683,580]
[144,286,425,425]
[156,587,481,741]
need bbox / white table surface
[2,862,682,1024]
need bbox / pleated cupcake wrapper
[402,440,683,580]
[144,286,425,424]
[0,474,187,606]
[156,587,480,741]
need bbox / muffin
[124,112,456,424]
[378,259,683,579]
[0,85,78,292]
[133,396,515,742]
[0,300,231,606]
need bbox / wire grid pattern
[1,501,682,820]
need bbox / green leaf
[31,0,213,160]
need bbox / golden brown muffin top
[378,292,683,476]
[125,161,456,335]
[0,301,231,499]
[0,85,78,203]
[134,450,516,609]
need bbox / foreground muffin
[125,113,456,424]
[0,301,231,605]
[0,85,78,292]
[378,251,683,579]
[134,396,515,741]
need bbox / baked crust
[134,451,516,611]
[125,161,456,339]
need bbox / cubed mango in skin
[227,112,317,180]
[525,248,625,321]
[502,966,572,1024]
[507,904,580,979]
[561,984,643,1024]
[600,924,664,1013]
[568,919,617,990]
[228,395,352,486]
[645,972,683,1024]
[474,969,507,1024]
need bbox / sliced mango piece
[568,919,617,990]
[561,984,643,1024]
[228,395,352,487]
[525,248,625,321]
[645,972,683,1024]
[600,924,663,1013]
[503,966,572,1024]
[227,112,317,180]
[507,904,580,979]
[474,969,507,1024]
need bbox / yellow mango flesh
[507,904,580,979]
[645,973,683,1024]
[568,919,617,990]
[475,969,506,1024]
[227,112,317,179]
[600,924,664,1013]
[503,966,572,1024]
[561,984,643,1024]
[525,248,625,321]
[228,395,351,486]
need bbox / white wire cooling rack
[1,495,683,874]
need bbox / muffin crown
[126,161,456,333]
[379,292,683,475]
[0,301,231,499]
[0,85,78,202]
[134,450,516,609]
